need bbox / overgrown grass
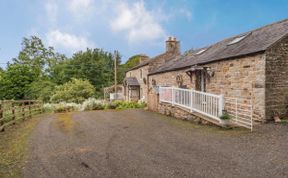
[0,115,43,178]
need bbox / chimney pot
[166,36,180,55]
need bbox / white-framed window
[228,33,250,45]
[195,49,207,55]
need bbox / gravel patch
[24,109,288,178]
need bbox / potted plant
[219,110,232,126]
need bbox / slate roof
[150,19,288,75]
[128,60,150,71]
[124,77,140,86]
[127,52,177,72]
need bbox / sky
[0,0,288,67]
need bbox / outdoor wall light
[205,67,215,77]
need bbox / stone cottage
[123,37,180,102]
[125,19,288,126]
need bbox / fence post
[12,102,16,125]
[22,102,25,120]
[190,90,193,113]
[0,102,4,131]
[29,101,32,119]
[172,87,175,106]
[218,95,224,117]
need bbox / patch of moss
[0,115,43,178]
[55,113,75,132]
[280,119,288,124]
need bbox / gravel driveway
[24,109,288,178]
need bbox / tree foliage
[51,78,96,103]
[0,36,138,102]
[0,64,38,99]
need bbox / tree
[13,36,66,78]
[51,48,121,98]
[51,78,96,103]
[26,79,56,102]
[0,64,38,99]
[0,36,67,101]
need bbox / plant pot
[220,119,230,127]
[273,115,281,123]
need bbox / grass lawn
[0,115,43,178]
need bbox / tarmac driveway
[24,109,288,178]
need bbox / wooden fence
[0,100,43,131]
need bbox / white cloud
[68,0,94,18]
[179,8,192,21]
[45,0,58,25]
[110,1,166,43]
[46,30,95,51]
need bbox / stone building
[123,37,180,102]
[125,19,288,124]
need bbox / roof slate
[150,19,288,75]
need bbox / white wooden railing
[159,86,224,121]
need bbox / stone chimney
[166,37,180,55]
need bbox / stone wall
[265,36,288,119]
[126,65,149,102]
[158,103,214,125]
[148,53,266,121]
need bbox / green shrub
[220,111,232,120]
[112,101,146,109]
[51,78,95,103]
[105,102,117,109]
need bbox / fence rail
[159,87,224,121]
[0,100,43,132]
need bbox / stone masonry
[148,53,266,122]
[125,64,149,102]
[265,36,288,119]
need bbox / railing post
[250,104,253,132]
[218,95,224,116]
[190,90,193,113]
[235,99,238,124]
[172,87,175,106]
[0,102,4,131]
[159,87,162,103]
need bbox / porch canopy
[124,77,140,86]
[185,65,205,77]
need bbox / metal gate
[225,98,253,131]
